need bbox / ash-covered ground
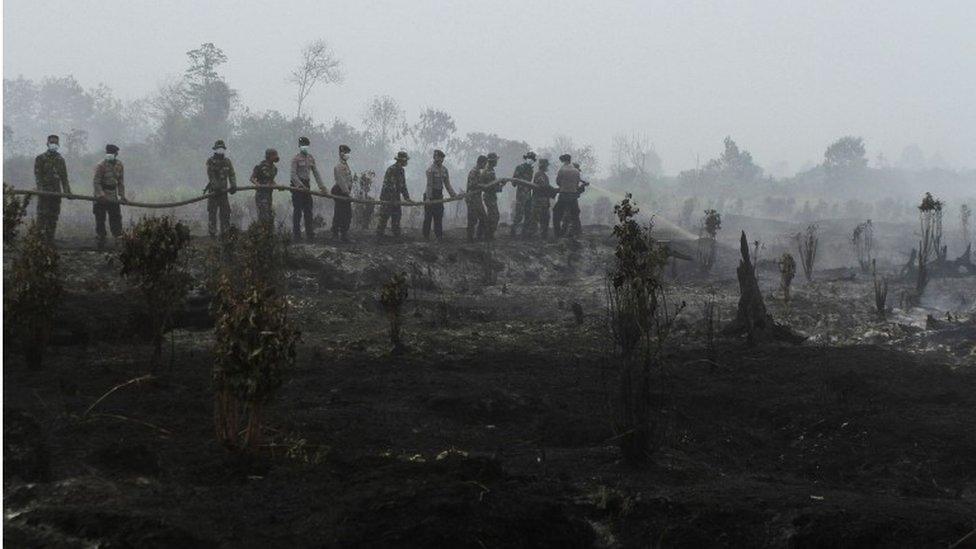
[4,220,976,548]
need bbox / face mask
[340,153,349,161]
[215,148,226,155]
[48,143,59,152]
[300,145,309,153]
[105,153,116,161]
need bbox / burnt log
[901,244,975,280]
[723,231,805,345]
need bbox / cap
[106,144,120,154]
[523,151,537,161]
[395,151,410,161]
[47,134,60,143]
[433,149,445,158]
[339,144,351,154]
[299,136,310,146]
[213,139,226,150]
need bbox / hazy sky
[4,0,975,174]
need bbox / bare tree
[611,132,662,178]
[543,134,599,175]
[289,39,343,119]
[362,95,406,151]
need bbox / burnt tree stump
[723,231,805,345]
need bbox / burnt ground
[4,226,976,548]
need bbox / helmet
[105,144,120,154]
[299,136,310,146]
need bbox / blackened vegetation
[795,224,818,282]
[851,219,874,274]
[779,252,796,304]
[118,216,192,370]
[872,259,889,320]
[4,222,63,368]
[899,193,976,304]
[606,194,683,466]
[380,272,409,355]
[724,231,804,345]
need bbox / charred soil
[4,229,976,547]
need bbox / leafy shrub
[119,216,192,369]
[697,209,722,273]
[5,222,63,368]
[606,194,682,467]
[213,274,299,451]
[3,184,32,243]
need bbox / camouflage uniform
[206,154,237,236]
[92,159,126,247]
[251,160,278,227]
[465,165,487,241]
[33,150,71,241]
[332,157,354,239]
[376,163,411,238]
[480,163,500,240]
[553,162,581,238]
[525,168,555,238]
[510,161,534,236]
[290,152,324,240]
[422,162,455,240]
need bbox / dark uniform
[92,144,126,248]
[465,156,488,242]
[510,153,535,236]
[332,145,354,240]
[33,137,72,241]
[480,153,501,240]
[205,140,237,236]
[525,160,555,238]
[422,150,456,240]
[289,137,325,241]
[376,152,411,238]
[250,149,279,227]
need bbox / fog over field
[4,0,976,173]
[4,3,976,547]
